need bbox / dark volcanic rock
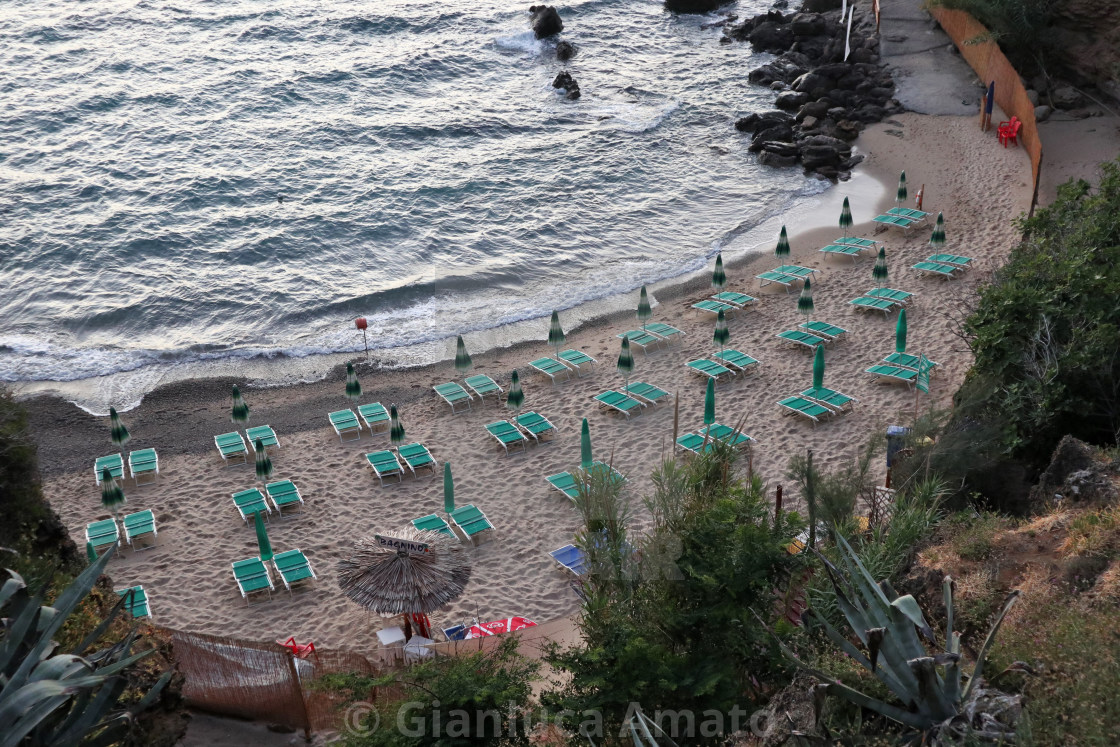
[749,123,795,150]
[555,40,575,60]
[801,0,842,10]
[552,71,581,99]
[774,90,809,110]
[759,151,798,167]
[790,12,827,37]
[748,21,795,52]
[734,110,793,133]
[529,5,563,39]
[665,0,728,12]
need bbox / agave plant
[772,535,1026,745]
[0,546,171,745]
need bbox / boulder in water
[555,40,575,61]
[552,71,581,100]
[664,0,728,13]
[529,6,563,39]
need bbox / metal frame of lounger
[776,330,828,349]
[272,549,317,594]
[800,321,848,341]
[433,382,473,412]
[712,291,756,308]
[232,557,273,605]
[127,448,159,486]
[265,479,304,515]
[645,322,686,343]
[94,453,124,485]
[86,519,120,554]
[926,253,973,268]
[912,261,960,279]
[485,420,528,455]
[412,514,455,537]
[872,214,915,230]
[465,374,504,400]
[594,390,645,419]
[692,299,736,316]
[123,509,157,550]
[756,271,800,290]
[800,386,858,413]
[549,544,587,576]
[711,349,761,374]
[883,352,939,371]
[514,411,557,441]
[866,288,914,305]
[115,586,150,619]
[700,423,754,446]
[849,296,898,316]
[529,357,572,384]
[214,433,248,465]
[398,442,437,475]
[865,364,918,387]
[365,450,404,485]
[328,409,362,442]
[623,381,669,405]
[618,330,667,353]
[449,504,494,545]
[834,236,879,248]
[778,395,833,424]
[358,402,390,433]
[820,244,863,261]
[246,425,280,451]
[232,489,271,525]
[557,349,597,374]
[887,207,930,223]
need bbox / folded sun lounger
[95,453,124,485]
[433,382,473,412]
[122,509,157,549]
[412,513,455,537]
[776,329,828,349]
[86,519,119,555]
[398,442,437,475]
[265,479,304,515]
[328,409,362,442]
[365,450,404,485]
[128,448,159,486]
[849,296,898,315]
[778,395,833,424]
[926,253,973,268]
[529,357,572,384]
[873,213,915,230]
[358,402,390,432]
[514,411,557,441]
[711,349,760,374]
[557,349,597,373]
[214,432,248,464]
[485,420,528,455]
[645,322,685,343]
[115,586,150,619]
[232,557,274,604]
[686,358,734,381]
[865,287,913,305]
[465,374,503,400]
[618,329,666,353]
[882,352,939,371]
[549,544,588,576]
[865,364,918,386]
[800,320,848,340]
[912,261,961,279]
[245,425,280,450]
[623,381,670,405]
[272,549,316,594]
[449,504,494,545]
[712,291,756,308]
[594,390,645,419]
[800,386,858,413]
[232,488,271,525]
[692,299,736,316]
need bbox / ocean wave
[493,30,543,57]
[589,100,681,133]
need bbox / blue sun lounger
[433,382,473,412]
[549,544,588,576]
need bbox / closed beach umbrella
[454,335,472,375]
[100,468,125,518]
[896,308,908,354]
[798,277,815,320]
[86,541,97,564]
[254,438,273,482]
[872,246,889,288]
[109,407,130,447]
[390,405,405,446]
[443,463,455,514]
[896,171,907,207]
[637,286,652,331]
[548,311,565,358]
[930,212,946,250]
[231,385,250,424]
[713,308,729,353]
[254,510,273,563]
[813,345,825,390]
[617,336,634,392]
[345,363,362,403]
[839,197,853,237]
[703,378,716,426]
[712,252,726,291]
[580,418,592,471]
[775,225,790,259]
[506,370,523,412]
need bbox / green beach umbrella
[872,246,889,288]
[712,252,726,291]
[896,308,908,354]
[637,286,652,332]
[443,462,455,514]
[713,308,729,353]
[548,311,565,358]
[109,407,130,447]
[617,336,634,392]
[798,276,815,320]
[839,197,853,238]
[580,418,592,471]
[775,225,790,259]
[703,378,716,426]
[86,541,97,564]
[390,404,405,446]
[813,345,825,390]
[100,468,125,518]
[231,385,249,424]
[896,171,907,207]
[454,335,472,375]
[506,370,524,412]
[254,510,273,563]
[930,212,946,250]
[254,438,273,482]
[345,362,362,403]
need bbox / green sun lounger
[358,402,390,432]
[398,442,437,475]
[700,423,754,446]
[686,358,734,380]
[623,381,670,405]
[232,488,271,524]
[692,299,736,316]
[123,509,157,549]
[215,432,248,464]
[926,253,973,268]
[800,320,848,340]
[645,322,685,342]
[594,390,645,419]
[820,243,863,259]
[328,409,362,441]
[485,420,528,455]
[711,349,760,374]
[618,329,666,353]
[127,448,159,486]
[865,364,918,386]
[912,261,960,278]
[245,425,280,450]
[433,382,473,412]
[95,453,124,484]
[675,432,716,454]
[712,291,756,308]
[883,352,939,371]
[465,374,503,400]
[776,329,828,349]
[546,462,626,500]
[365,450,404,485]
[272,549,316,594]
[558,349,597,373]
[888,207,930,222]
[800,386,858,413]
[116,586,150,619]
[529,357,572,384]
[835,236,878,247]
[86,519,119,555]
[849,296,898,315]
[449,504,495,545]
[866,287,913,305]
[265,479,304,515]
[514,411,557,441]
[778,395,833,423]
[756,270,800,289]
[873,213,915,230]
[412,514,454,537]
[232,557,273,604]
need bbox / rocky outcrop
[552,71,581,100]
[555,40,575,61]
[1029,435,1119,507]
[529,5,563,39]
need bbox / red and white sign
[465,616,537,639]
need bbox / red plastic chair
[997,116,1021,147]
[276,636,318,660]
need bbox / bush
[933,0,1058,76]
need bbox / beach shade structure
[443,462,455,514]
[712,253,726,291]
[896,171,907,208]
[231,385,250,424]
[896,308,908,354]
[346,363,362,403]
[337,527,472,620]
[101,468,125,518]
[254,438,273,482]
[813,344,825,390]
[637,286,652,331]
[580,418,592,471]
[704,378,716,426]
[506,370,524,412]
[872,246,889,288]
[616,336,634,391]
[109,407,130,447]
[86,541,97,565]
[839,197,853,237]
[390,405,405,447]
[254,509,273,563]
[466,616,538,638]
[455,335,472,376]
[548,311,565,358]
[776,225,791,259]
[713,308,729,354]
[930,212,946,250]
[798,277,815,321]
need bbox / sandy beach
[27,111,1036,650]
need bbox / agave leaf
[0,692,74,747]
[891,595,936,644]
[962,590,1021,701]
[944,576,956,654]
[29,654,90,683]
[35,606,60,634]
[75,589,133,656]
[0,574,27,609]
[908,657,956,722]
[0,590,45,677]
[886,603,932,666]
[879,579,900,602]
[72,714,131,747]
[49,676,128,747]
[820,680,931,730]
[807,611,915,703]
[866,628,885,671]
[95,648,154,678]
[130,669,173,714]
[0,676,104,747]
[837,534,894,612]
[43,686,93,746]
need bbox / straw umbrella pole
[109,407,130,447]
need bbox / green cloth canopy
[506,370,524,412]
[703,378,715,426]
[454,335,472,374]
[712,252,726,291]
[390,404,405,446]
[617,336,634,391]
[813,345,825,390]
[637,286,652,331]
[775,225,790,259]
[839,196,853,237]
[798,276,815,320]
[897,171,907,207]
[930,212,946,250]
[443,462,455,514]
[86,541,97,564]
[548,311,565,357]
[231,385,250,424]
[345,362,362,403]
[254,438,273,482]
[896,308,908,354]
[254,510,273,563]
[872,246,888,288]
[580,418,592,472]
[100,468,125,517]
[109,407,130,447]
[713,308,729,353]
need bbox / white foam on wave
[589,100,681,133]
[492,30,542,56]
